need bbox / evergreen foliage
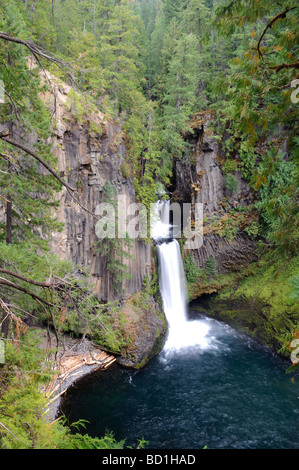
[224,174,238,194]
[184,253,202,284]
[0,332,126,449]
[0,0,298,449]
[0,1,62,248]
[204,255,218,278]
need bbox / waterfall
[153,200,210,352]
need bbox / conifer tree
[148,1,167,94]
[159,32,199,159]
[98,0,145,114]
[0,0,62,248]
[213,0,298,254]
[205,255,218,278]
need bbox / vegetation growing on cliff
[1,0,297,250]
[0,0,298,449]
[193,254,299,369]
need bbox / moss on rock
[190,255,299,359]
[116,291,167,369]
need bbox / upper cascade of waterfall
[152,199,210,353]
[151,199,172,243]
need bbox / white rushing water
[153,201,210,352]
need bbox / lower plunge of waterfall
[58,200,299,449]
[153,200,209,353]
[59,313,298,449]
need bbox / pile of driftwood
[44,338,116,409]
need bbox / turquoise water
[59,313,298,449]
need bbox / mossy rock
[116,293,167,369]
[190,255,299,359]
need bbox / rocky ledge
[117,293,168,369]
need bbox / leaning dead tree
[0,32,78,89]
[0,132,98,219]
[0,32,99,217]
[0,266,109,350]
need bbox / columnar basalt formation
[46,81,152,302]
[173,111,258,274]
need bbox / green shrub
[204,256,218,278]
[244,221,259,238]
[224,174,238,193]
[184,254,201,284]
[222,159,239,174]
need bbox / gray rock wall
[174,111,258,273]
[47,82,151,301]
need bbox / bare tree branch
[6,304,36,319]
[0,421,20,441]
[0,297,28,344]
[256,7,297,58]
[0,33,100,219]
[0,135,98,219]
[270,62,299,73]
[0,32,77,88]
[0,268,52,288]
[0,277,57,307]
[3,90,23,123]
[0,134,76,191]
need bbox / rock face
[191,232,257,273]
[117,293,167,369]
[41,78,167,369]
[190,295,286,355]
[45,79,152,302]
[173,111,258,275]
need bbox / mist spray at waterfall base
[153,201,210,354]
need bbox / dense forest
[0,0,298,449]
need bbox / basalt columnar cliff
[46,81,151,302]
[43,80,284,362]
[174,111,258,277]
[47,85,258,301]
[41,77,167,368]
[1,0,298,450]
[172,112,297,356]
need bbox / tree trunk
[1,314,10,339]
[6,193,12,245]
